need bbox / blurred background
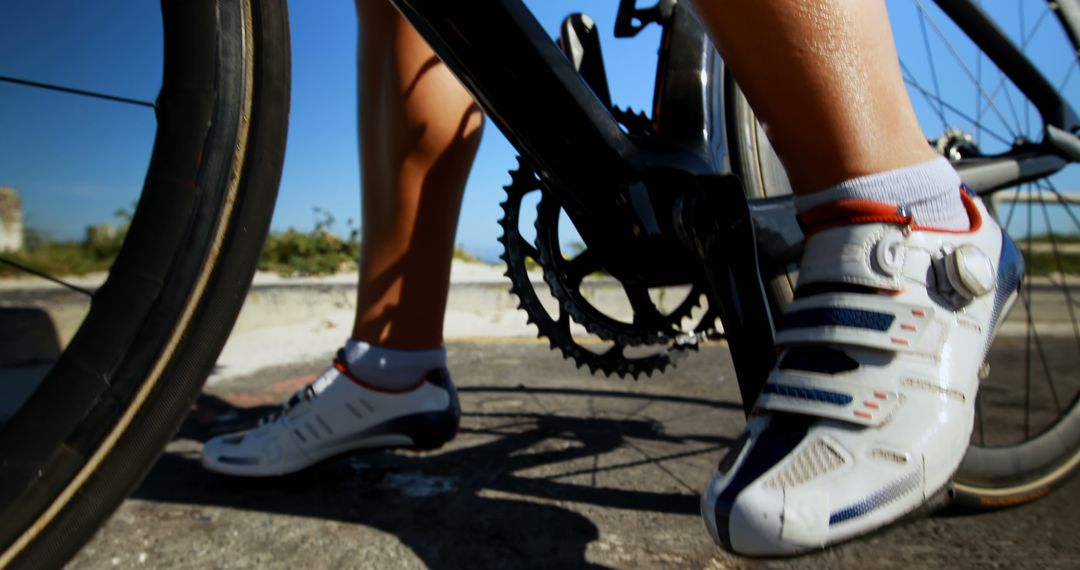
[1,0,1077,271]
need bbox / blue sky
[1,1,1077,262]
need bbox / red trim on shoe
[798,199,912,235]
[333,359,425,394]
[798,188,980,236]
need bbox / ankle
[794,157,970,233]
[341,339,447,391]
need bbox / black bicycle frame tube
[651,2,721,165]
[387,1,638,243]
[391,0,777,410]
[389,0,730,287]
[934,0,1079,132]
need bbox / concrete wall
[0,187,24,252]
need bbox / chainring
[534,180,704,346]
[498,156,719,378]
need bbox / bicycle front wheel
[730,0,1080,508]
[0,1,289,568]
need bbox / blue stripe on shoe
[985,228,1024,353]
[762,383,853,405]
[711,415,810,550]
[829,471,922,525]
[779,308,895,332]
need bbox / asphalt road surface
[69,342,1080,569]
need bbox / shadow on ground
[131,386,740,569]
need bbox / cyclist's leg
[201,1,480,476]
[697,0,966,229]
[693,0,1020,554]
[353,0,483,350]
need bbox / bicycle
[1,0,1078,567]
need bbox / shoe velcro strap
[776,294,941,356]
[755,369,901,427]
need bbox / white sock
[330,339,447,391]
[795,156,969,231]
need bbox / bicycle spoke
[901,63,1014,147]
[918,10,949,132]
[1021,288,1063,417]
[1014,185,1064,439]
[1032,183,1080,347]
[975,7,1050,131]
[1032,187,1080,306]
[975,41,983,145]
[0,257,94,297]
[1002,183,1022,232]
[0,74,156,109]
[901,61,950,132]
[1034,183,1070,415]
[912,0,1019,139]
[1044,181,1080,245]
[1023,6,1050,48]
[1021,3,1031,138]
[1019,2,1031,137]
[998,66,1026,137]
[1019,2,1026,50]
[1059,58,1079,93]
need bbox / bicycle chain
[498,151,719,378]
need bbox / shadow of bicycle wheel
[127,376,742,569]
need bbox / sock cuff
[342,339,447,390]
[793,156,968,231]
[794,156,960,213]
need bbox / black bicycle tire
[725,1,1080,509]
[0,1,289,567]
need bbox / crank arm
[677,173,778,416]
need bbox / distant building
[0,187,23,252]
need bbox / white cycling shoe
[201,352,460,477]
[702,189,1023,556]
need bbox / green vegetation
[1,205,495,280]
[1025,252,1080,276]
[258,208,361,277]
[452,245,481,263]
[1025,233,1080,244]
[1016,233,1080,276]
[6,213,1080,281]
[0,210,129,277]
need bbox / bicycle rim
[729,0,1080,507]
[0,1,289,567]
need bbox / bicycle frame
[937,0,1080,192]
[388,0,1080,413]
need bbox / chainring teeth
[532,187,700,347]
[498,158,710,378]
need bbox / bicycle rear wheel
[0,1,289,567]
[730,0,1080,508]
